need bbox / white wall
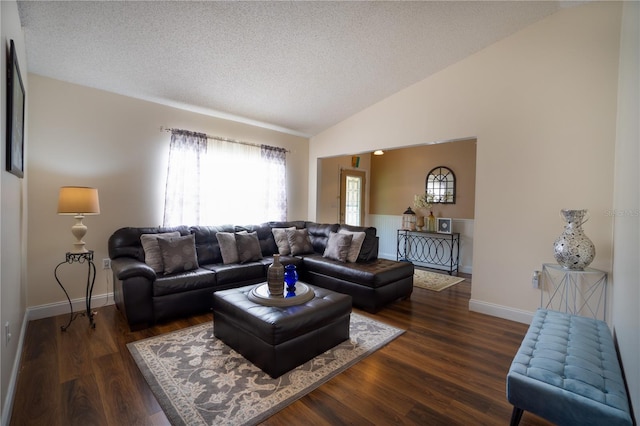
[26,75,309,311]
[1,0,28,421]
[310,1,636,417]
[311,1,620,318]
[611,0,640,417]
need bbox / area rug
[413,269,465,292]
[127,313,404,426]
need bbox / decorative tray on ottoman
[248,282,314,307]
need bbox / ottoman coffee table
[213,282,352,378]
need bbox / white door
[340,170,366,226]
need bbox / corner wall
[26,75,309,312]
[611,1,639,417]
[1,0,28,421]
[310,0,632,417]
[310,1,621,318]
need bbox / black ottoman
[212,284,352,378]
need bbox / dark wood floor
[10,274,553,425]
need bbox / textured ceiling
[17,1,573,137]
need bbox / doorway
[340,169,366,225]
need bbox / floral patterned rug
[413,269,465,292]
[127,313,404,426]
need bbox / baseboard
[26,292,115,321]
[468,299,534,325]
[1,309,29,426]
[2,293,116,425]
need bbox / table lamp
[57,186,100,253]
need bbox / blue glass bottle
[283,264,298,293]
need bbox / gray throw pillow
[216,232,239,264]
[271,226,296,255]
[157,234,199,274]
[286,228,315,256]
[323,232,353,262]
[140,232,181,273]
[235,231,263,264]
[338,229,366,263]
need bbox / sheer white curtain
[163,129,287,226]
[163,130,207,226]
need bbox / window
[163,130,287,226]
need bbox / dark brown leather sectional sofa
[108,221,414,330]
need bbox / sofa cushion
[267,220,306,230]
[235,224,279,257]
[202,263,264,285]
[140,232,180,273]
[108,226,191,261]
[338,224,378,262]
[153,268,216,296]
[190,225,235,265]
[303,255,413,288]
[306,222,340,253]
[271,226,296,255]
[286,229,315,255]
[323,232,353,262]
[216,232,239,264]
[235,231,263,263]
[157,234,199,274]
[338,229,366,263]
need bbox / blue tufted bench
[507,309,632,426]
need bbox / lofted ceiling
[17,1,576,137]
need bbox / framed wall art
[6,39,25,178]
[437,217,452,234]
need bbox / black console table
[54,251,97,331]
[397,230,460,275]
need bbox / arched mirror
[426,166,456,204]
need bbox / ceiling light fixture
[373,150,384,156]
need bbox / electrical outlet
[102,258,111,269]
[532,270,540,289]
[5,322,11,346]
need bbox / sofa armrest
[111,257,156,281]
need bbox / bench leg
[510,406,524,426]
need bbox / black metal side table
[396,229,460,275]
[54,250,97,331]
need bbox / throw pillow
[157,234,199,274]
[338,229,366,263]
[323,232,353,262]
[216,232,239,264]
[140,232,181,273]
[286,228,315,256]
[235,231,263,263]
[271,226,296,255]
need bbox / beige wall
[310,1,635,413]
[1,0,28,420]
[317,139,475,226]
[26,75,309,310]
[310,1,620,317]
[369,139,476,219]
[317,153,372,224]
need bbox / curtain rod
[160,126,290,153]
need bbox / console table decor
[54,250,97,330]
[397,229,460,275]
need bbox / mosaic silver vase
[553,209,595,270]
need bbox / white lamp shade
[57,186,100,215]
